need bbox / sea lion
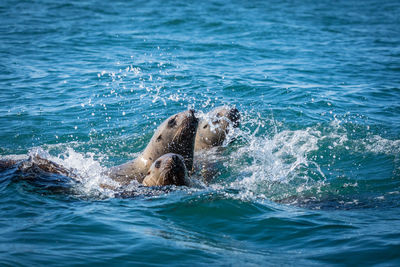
[142,153,188,186]
[17,156,76,178]
[0,156,74,178]
[108,109,198,185]
[0,156,78,192]
[194,106,240,151]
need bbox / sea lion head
[195,106,240,151]
[142,153,188,186]
[143,109,198,171]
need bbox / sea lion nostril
[154,160,161,168]
[168,118,176,128]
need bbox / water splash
[2,110,399,209]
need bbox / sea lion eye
[155,160,161,168]
[147,171,151,175]
[203,124,208,129]
[168,117,176,128]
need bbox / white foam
[4,111,397,203]
[365,135,400,156]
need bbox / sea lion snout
[171,154,179,162]
[188,109,195,117]
[184,109,198,127]
[228,107,240,128]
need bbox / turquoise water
[1,0,400,265]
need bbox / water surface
[1,0,400,265]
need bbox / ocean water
[1,0,400,265]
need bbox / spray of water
[2,60,399,208]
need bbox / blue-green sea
[1,0,400,265]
